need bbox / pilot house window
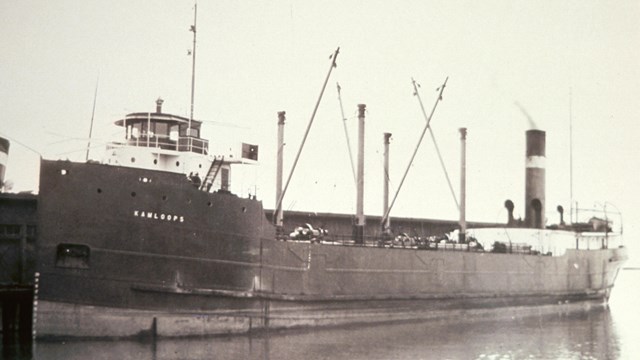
[154,122,168,137]
[132,123,142,138]
[179,124,200,138]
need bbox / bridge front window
[169,125,179,141]
[179,124,200,138]
[122,118,207,154]
[132,123,142,139]
[154,122,168,138]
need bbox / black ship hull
[35,160,627,338]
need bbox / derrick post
[275,111,286,235]
[354,104,366,244]
[459,128,467,243]
[382,132,392,235]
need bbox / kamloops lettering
[133,210,185,223]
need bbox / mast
[188,2,198,133]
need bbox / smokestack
[275,111,286,232]
[354,104,366,244]
[156,98,164,113]
[382,132,392,234]
[459,128,467,242]
[0,137,8,190]
[525,129,546,228]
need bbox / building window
[0,224,21,236]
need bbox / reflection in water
[30,307,618,360]
[14,270,640,360]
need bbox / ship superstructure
[102,98,257,193]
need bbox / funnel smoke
[514,101,538,129]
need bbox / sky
[1,1,639,260]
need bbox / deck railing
[278,233,490,252]
[125,134,209,154]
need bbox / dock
[0,193,37,347]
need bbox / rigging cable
[413,78,459,211]
[274,47,341,220]
[85,75,99,161]
[381,77,448,227]
[336,82,357,184]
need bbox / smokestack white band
[526,155,545,169]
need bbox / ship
[33,92,628,338]
[31,9,627,338]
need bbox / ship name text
[134,210,185,223]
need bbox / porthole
[199,164,202,168]
[176,161,180,167]
[97,188,102,194]
[60,169,67,175]
[131,157,136,163]
[131,192,137,197]
[153,159,158,165]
